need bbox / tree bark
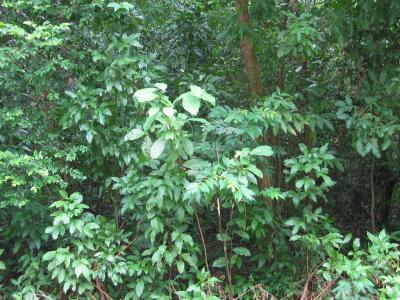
[236,0,263,96]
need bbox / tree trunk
[236,0,276,193]
[236,0,263,96]
[370,157,376,233]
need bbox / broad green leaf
[200,90,216,106]
[65,90,76,98]
[107,2,120,11]
[107,2,133,12]
[181,253,197,267]
[163,107,175,117]
[155,83,167,92]
[250,146,274,156]
[59,190,68,199]
[124,291,136,300]
[177,260,185,273]
[143,114,157,131]
[190,85,216,105]
[190,85,202,97]
[70,192,83,203]
[63,281,71,293]
[114,81,122,91]
[124,128,144,141]
[150,138,166,159]
[183,139,193,156]
[247,165,263,178]
[86,131,93,144]
[183,159,209,170]
[353,238,360,250]
[121,2,134,11]
[212,257,226,268]
[148,106,160,116]
[295,180,304,189]
[134,88,158,102]
[42,251,56,261]
[342,234,352,244]
[142,136,152,156]
[136,281,145,297]
[216,233,231,242]
[181,93,201,116]
[233,247,251,257]
[234,230,250,240]
[164,131,175,140]
[74,262,90,279]
[151,250,162,264]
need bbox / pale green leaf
[155,83,167,92]
[247,165,263,178]
[136,280,145,297]
[150,138,166,159]
[181,93,201,116]
[212,257,226,268]
[86,131,93,144]
[177,260,185,273]
[124,128,144,141]
[190,85,202,97]
[163,107,175,117]
[250,146,274,156]
[200,90,216,106]
[233,247,251,256]
[148,106,160,116]
[134,88,158,102]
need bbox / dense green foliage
[1,0,399,299]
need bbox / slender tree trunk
[235,0,275,192]
[370,157,376,233]
[236,0,263,96]
[304,125,314,148]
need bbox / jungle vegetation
[1,0,400,299]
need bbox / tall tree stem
[370,156,376,233]
[236,0,263,96]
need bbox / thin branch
[227,203,235,283]
[94,277,109,300]
[216,197,232,293]
[194,205,210,272]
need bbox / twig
[170,282,183,300]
